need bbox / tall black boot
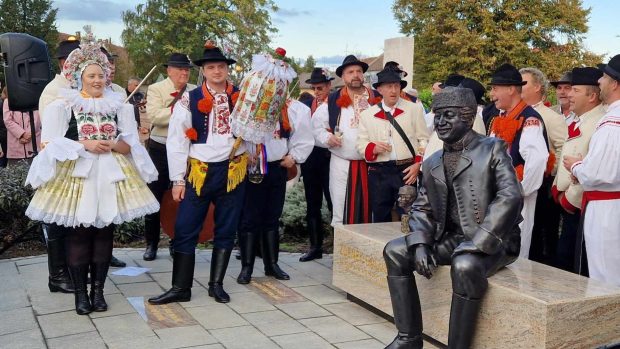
[299,218,323,262]
[263,230,290,280]
[68,265,92,315]
[89,262,109,311]
[148,252,195,304]
[208,248,232,303]
[46,224,74,293]
[237,232,256,284]
[447,293,482,349]
[385,276,423,349]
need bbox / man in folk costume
[149,42,247,304]
[236,98,314,283]
[356,67,429,223]
[383,61,417,103]
[551,67,604,273]
[299,68,334,262]
[142,53,196,261]
[520,67,567,264]
[37,36,81,294]
[488,63,549,259]
[312,55,380,225]
[551,71,577,124]
[564,55,620,286]
[383,87,522,349]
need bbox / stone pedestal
[332,222,620,348]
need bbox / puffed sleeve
[287,101,314,164]
[167,91,192,181]
[116,103,158,183]
[519,118,548,196]
[311,103,331,148]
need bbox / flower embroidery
[99,123,116,137]
[80,124,97,138]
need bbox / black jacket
[406,131,523,256]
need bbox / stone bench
[332,222,620,349]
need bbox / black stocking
[92,226,114,265]
[65,227,93,267]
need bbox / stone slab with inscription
[332,222,620,348]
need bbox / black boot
[148,252,195,304]
[385,276,424,349]
[68,265,92,315]
[237,232,255,284]
[263,230,290,280]
[109,255,126,268]
[299,218,323,262]
[447,293,482,349]
[89,262,109,312]
[143,243,158,261]
[45,225,75,293]
[208,248,232,303]
[169,239,175,260]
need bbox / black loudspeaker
[0,32,52,112]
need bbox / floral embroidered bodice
[74,109,118,141]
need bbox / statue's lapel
[453,155,472,179]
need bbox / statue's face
[397,194,413,208]
[434,106,473,144]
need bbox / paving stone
[109,271,153,284]
[334,338,385,349]
[358,322,397,345]
[103,280,121,295]
[210,325,279,349]
[17,261,48,274]
[226,290,276,313]
[276,301,331,320]
[193,262,212,278]
[0,261,18,276]
[178,345,225,349]
[175,284,216,308]
[186,304,249,329]
[47,331,107,349]
[0,328,46,349]
[242,310,309,336]
[0,287,29,311]
[106,335,162,349]
[276,274,322,287]
[300,316,370,343]
[292,285,347,305]
[29,290,76,315]
[194,275,252,295]
[15,256,47,266]
[155,324,218,348]
[136,258,173,273]
[287,260,333,284]
[0,271,22,291]
[92,313,155,343]
[271,332,336,349]
[0,307,38,335]
[88,293,137,318]
[117,281,162,297]
[323,302,387,326]
[315,256,334,269]
[150,271,173,289]
[38,310,96,338]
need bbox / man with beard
[383,87,522,349]
[564,55,620,286]
[312,55,380,225]
[299,68,333,262]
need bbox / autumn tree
[121,0,277,83]
[393,0,603,88]
[302,55,316,73]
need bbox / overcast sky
[55,0,620,67]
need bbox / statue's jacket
[407,131,524,258]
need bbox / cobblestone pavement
[0,249,439,349]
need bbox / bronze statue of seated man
[383,87,523,349]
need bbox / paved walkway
[0,249,437,349]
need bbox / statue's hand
[414,245,437,279]
[452,241,481,257]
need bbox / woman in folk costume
[24,30,159,315]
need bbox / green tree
[303,55,316,73]
[121,0,277,83]
[0,0,58,66]
[393,0,603,88]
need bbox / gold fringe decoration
[188,158,209,196]
[227,153,248,192]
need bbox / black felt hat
[599,54,620,81]
[335,55,369,77]
[192,42,236,67]
[571,67,603,86]
[440,74,465,88]
[458,77,487,105]
[305,68,334,84]
[163,53,193,68]
[384,61,408,77]
[372,67,407,90]
[550,71,573,87]
[56,37,80,59]
[490,63,527,86]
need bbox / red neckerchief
[336,86,381,108]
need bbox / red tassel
[198,98,213,114]
[185,128,198,141]
[281,102,291,132]
[545,151,556,177]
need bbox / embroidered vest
[327,88,381,131]
[188,85,239,144]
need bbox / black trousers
[300,146,332,222]
[555,209,581,272]
[367,162,408,223]
[144,140,170,245]
[529,176,561,265]
[239,162,287,234]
